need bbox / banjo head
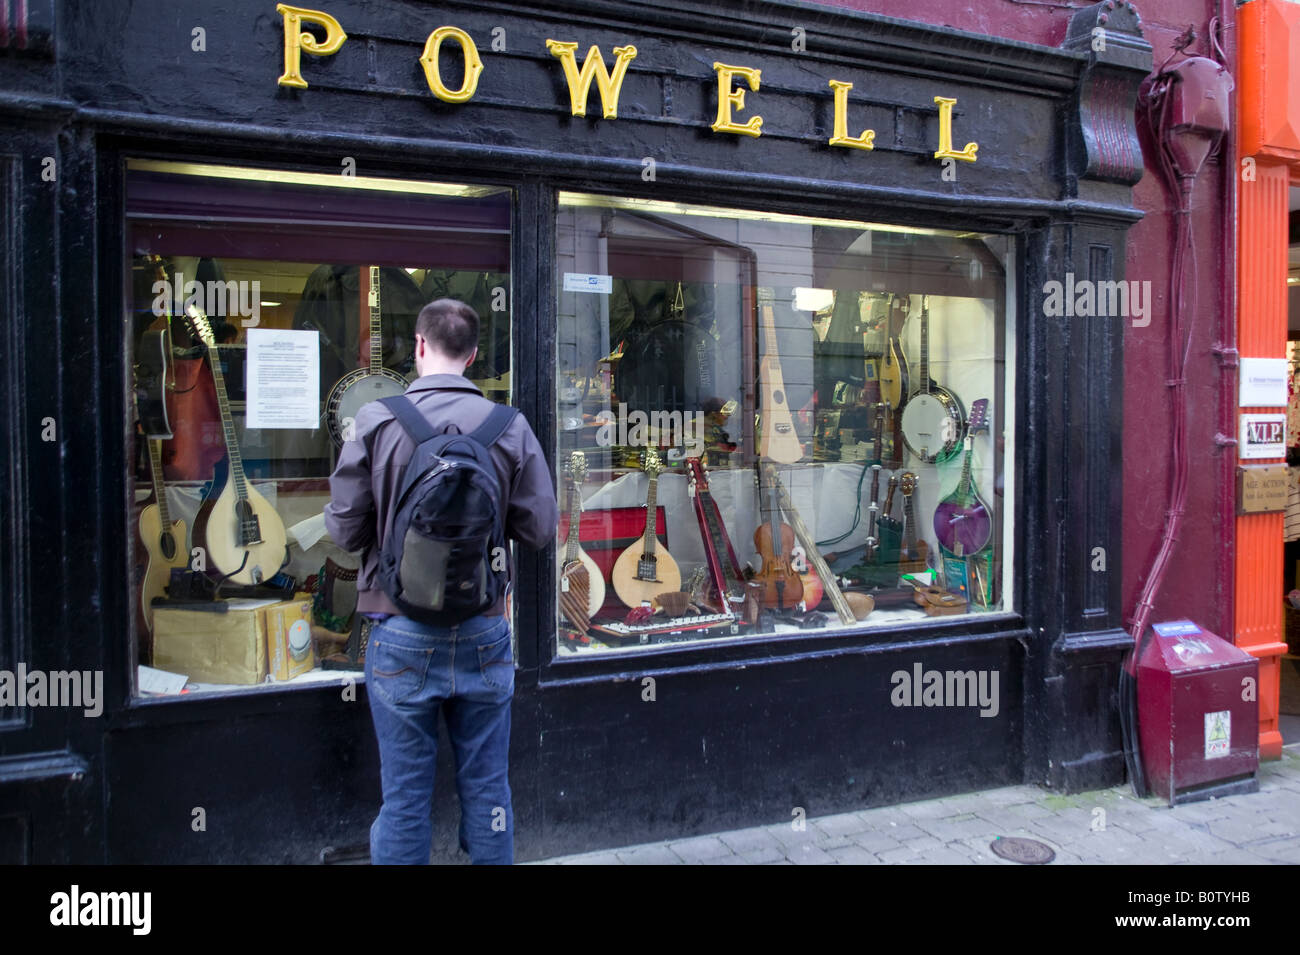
[326,368,410,446]
[899,389,966,463]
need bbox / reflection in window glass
[127,161,511,695]
[555,193,1013,654]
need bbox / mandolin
[933,398,992,557]
[878,293,909,411]
[898,471,929,569]
[753,464,803,610]
[687,457,747,613]
[611,448,682,606]
[324,265,410,447]
[559,451,605,631]
[138,437,189,632]
[899,294,966,464]
[757,288,803,464]
[185,305,289,585]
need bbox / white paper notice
[246,328,320,429]
[138,665,189,695]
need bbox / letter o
[419,26,483,104]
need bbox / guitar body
[933,496,993,558]
[880,337,907,409]
[758,353,803,464]
[899,386,965,464]
[195,479,288,584]
[138,505,188,631]
[611,541,681,607]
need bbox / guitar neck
[760,304,779,358]
[368,265,382,375]
[641,475,658,555]
[902,494,917,551]
[147,439,172,527]
[564,478,582,562]
[204,342,249,501]
[918,301,930,394]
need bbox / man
[325,298,557,865]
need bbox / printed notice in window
[246,328,320,429]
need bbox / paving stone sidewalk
[539,747,1300,865]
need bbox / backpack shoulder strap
[469,404,519,448]
[378,396,437,446]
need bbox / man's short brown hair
[416,298,479,360]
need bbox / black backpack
[376,395,518,625]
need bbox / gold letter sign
[711,63,762,137]
[827,80,874,150]
[276,4,347,89]
[933,96,978,162]
[546,40,638,119]
[420,26,483,103]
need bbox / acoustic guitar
[559,451,605,631]
[933,398,992,557]
[324,265,410,447]
[757,288,803,464]
[611,448,682,606]
[138,437,189,632]
[184,305,289,585]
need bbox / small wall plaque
[1236,463,1289,514]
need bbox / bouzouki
[764,465,856,625]
[325,265,409,447]
[686,457,747,613]
[611,448,682,606]
[933,398,992,557]
[757,288,803,464]
[559,451,605,631]
[185,305,289,585]
[899,294,966,463]
[138,437,189,632]
[754,464,803,610]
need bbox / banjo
[325,265,409,446]
[898,294,966,464]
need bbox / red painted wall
[815,0,1237,639]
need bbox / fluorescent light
[558,191,982,238]
[259,301,282,307]
[127,159,507,199]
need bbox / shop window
[555,193,1013,653]
[126,160,512,696]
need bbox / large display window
[554,193,1015,653]
[126,160,512,697]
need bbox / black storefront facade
[0,0,1152,863]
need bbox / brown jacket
[323,374,558,615]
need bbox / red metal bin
[1137,620,1260,806]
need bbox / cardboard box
[265,595,316,681]
[152,598,280,685]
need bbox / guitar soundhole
[159,532,177,561]
[636,556,659,582]
[235,501,263,547]
[773,390,785,405]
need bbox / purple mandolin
[933,398,992,557]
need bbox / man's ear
[464,347,479,369]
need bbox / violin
[753,464,803,610]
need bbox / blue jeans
[365,612,515,865]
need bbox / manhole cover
[989,836,1055,864]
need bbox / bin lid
[1139,620,1256,673]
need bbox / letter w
[546,41,638,119]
